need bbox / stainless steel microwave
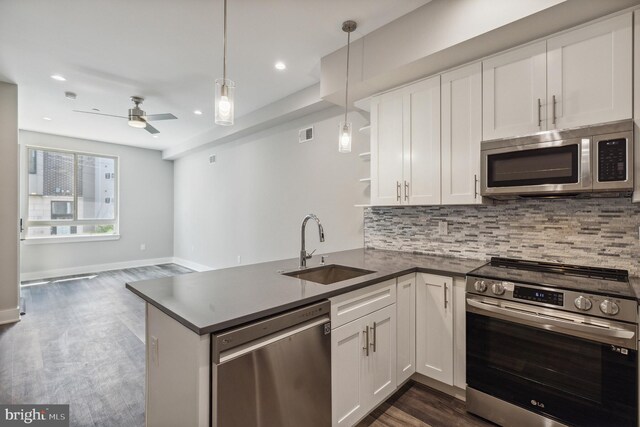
[481,120,633,199]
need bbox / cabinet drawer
[330,279,396,329]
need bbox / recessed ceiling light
[43,117,52,121]
[275,62,286,70]
[50,74,66,81]
[152,135,159,138]
[194,110,203,115]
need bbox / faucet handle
[306,249,316,259]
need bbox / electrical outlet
[439,221,448,235]
[237,255,242,264]
[140,243,146,251]
[150,336,159,367]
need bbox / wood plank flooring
[2,264,496,427]
[358,381,496,427]
[0,264,192,427]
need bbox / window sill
[21,234,121,245]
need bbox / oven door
[466,296,638,427]
[481,138,591,197]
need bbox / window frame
[23,145,120,241]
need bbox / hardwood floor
[358,381,496,427]
[0,264,192,427]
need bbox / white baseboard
[0,307,20,325]
[171,257,214,273]
[21,257,175,282]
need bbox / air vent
[299,126,313,143]
[209,155,216,164]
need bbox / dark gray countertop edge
[127,265,469,336]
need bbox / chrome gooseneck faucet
[300,214,325,268]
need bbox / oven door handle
[467,297,637,348]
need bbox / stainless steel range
[466,258,638,427]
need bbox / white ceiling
[0,0,429,151]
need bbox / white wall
[19,131,174,278]
[173,107,368,269]
[0,82,20,324]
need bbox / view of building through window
[26,148,117,238]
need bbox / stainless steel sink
[283,264,375,285]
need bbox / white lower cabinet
[332,273,466,426]
[396,274,416,384]
[331,282,397,427]
[415,273,466,388]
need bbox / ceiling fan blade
[145,113,177,121]
[144,122,160,134]
[73,110,127,119]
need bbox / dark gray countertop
[126,248,485,335]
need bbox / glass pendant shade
[338,121,352,153]
[215,78,235,126]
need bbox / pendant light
[339,20,357,153]
[215,0,235,126]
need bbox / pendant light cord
[344,29,350,124]
[223,0,227,84]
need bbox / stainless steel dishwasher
[212,300,331,427]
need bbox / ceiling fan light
[128,117,147,128]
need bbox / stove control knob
[491,282,505,296]
[599,300,619,316]
[474,280,487,293]
[574,296,592,311]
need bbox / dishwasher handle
[213,300,330,361]
[217,316,329,364]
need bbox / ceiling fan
[73,96,177,134]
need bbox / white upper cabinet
[441,63,482,205]
[483,13,632,140]
[370,76,440,206]
[482,41,547,140]
[371,91,404,206]
[547,13,632,129]
[404,76,441,205]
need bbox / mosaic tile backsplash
[364,198,640,276]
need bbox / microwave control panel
[598,138,627,182]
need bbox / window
[25,147,118,239]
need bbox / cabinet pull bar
[552,95,556,126]
[537,98,542,127]
[363,325,370,356]
[396,181,401,202]
[404,181,409,202]
[444,283,448,310]
[474,174,478,200]
[370,322,377,352]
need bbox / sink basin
[283,264,375,285]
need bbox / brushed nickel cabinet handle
[404,181,409,202]
[396,181,401,202]
[552,95,556,126]
[444,283,448,310]
[363,325,370,356]
[537,98,542,127]
[370,322,377,353]
[474,174,478,200]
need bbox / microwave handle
[581,138,592,189]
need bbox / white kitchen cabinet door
[367,304,397,408]
[332,318,368,427]
[441,63,482,205]
[416,273,454,385]
[371,92,404,206]
[396,274,416,384]
[482,41,547,140]
[452,277,466,389]
[404,76,441,205]
[547,13,632,130]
